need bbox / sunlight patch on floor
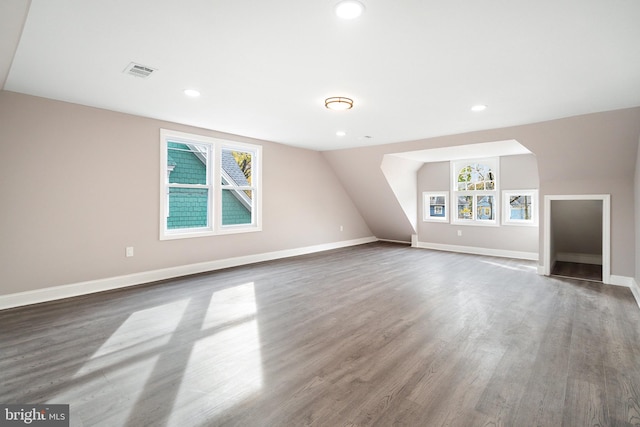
[167,282,264,425]
[480,259,537,272]
[51,300,190,424]
[77,299,191,369]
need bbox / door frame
[543,194,611,284]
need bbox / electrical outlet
[340,225,344,232]
[457,230,462,237]
[126,246,134,257]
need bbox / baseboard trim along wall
[556,252,603,265]
[414,241,539,261]
[0,236,378,310]
[610,276,640,308]
[630,279,640,309]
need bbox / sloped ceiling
[2,0,640,151]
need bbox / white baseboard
[414,241,538,261]
[557,252,602,265]
[0,236,378,310]
[630,279,640,310]
[609,275,634,288]
[609,276,640,310]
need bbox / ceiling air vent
[123,62,156,78]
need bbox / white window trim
[451,157,499,226]
[422,191,449,222]
[160,129,262,240]
[502,189,538,226]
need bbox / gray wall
[550,200,603,262]
[416,154,539,254]
[324,107,640,277]
[0,91,373,295]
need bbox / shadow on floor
[551,261,602,282]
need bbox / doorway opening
[543,195,610,284]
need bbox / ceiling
[391,140,531,163]
[2,0,640,151]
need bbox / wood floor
[1,243,640,426]
[552,261,604,282]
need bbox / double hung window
[160,129,261,239]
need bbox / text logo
[0,405,69,426]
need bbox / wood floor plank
[599,285,640,427]
[1,243,640,426]
[510,283,575,426]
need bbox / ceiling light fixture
[335,0,365,19]
[325,97,354,111]
[336,131,347,136]
[184,89,201,98]
[471,104,487,112]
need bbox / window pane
[457,196,473,220]
[167,142,208,185]
[510,195,532,220]
[457,163,495,191]
[222,189,252,225]
[167,187,209,229]
[476,195,495,220]
[429,196,446,218]
[222,149,252,185]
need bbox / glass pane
[222,149,252,186]
[457,163,495,191]
[457,166,471,183]
[472,163,492,184]
[510,195,533,220]
[429,196,446,218]
[167,188,209,229]
[167,142,208,185]
[222,189,253,226]
[476,195,495,220]
[457,196,473,220]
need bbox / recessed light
[336,131,346,136]
[184,89,201,98]
[471,104,487,112]
[335,0,365,19]
[325,97,354,111]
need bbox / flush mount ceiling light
[325,97,354,111]
[183,89,201,97]
[336,131,347,136]
[335,0,365,19]
[471,104,487,112]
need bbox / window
[160,129,262,239]
[502,190,537,226]
[422,192,449,222]
[452,158,498,225]
[221,147,257,228]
